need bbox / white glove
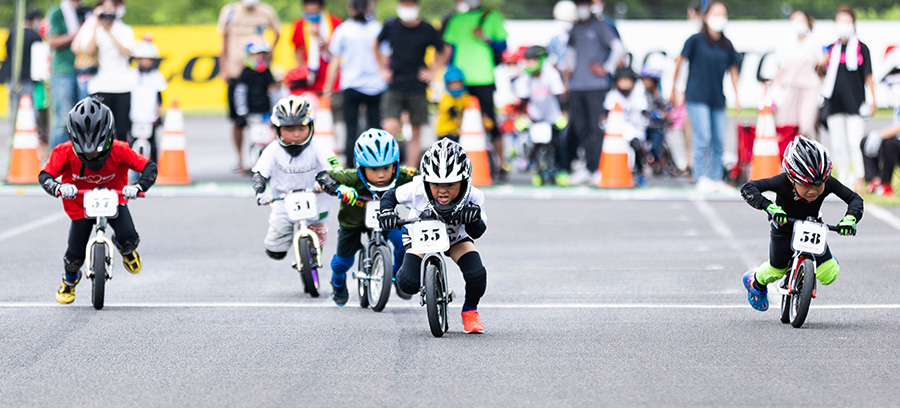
[864,131,883,158]
[256,192,272,206]
[58,183,77,199]
[122,185,141,200]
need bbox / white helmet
[553,0,577,23]
[131,39,159,59]
[420,139,472,220]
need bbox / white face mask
[115,5,126,18]
[465,0,481,9]
[576,6,591,21]
[791,20,809,36]
[707,16,727,33]
[456,2,470,13]
[397,5,419,22]
[835,22,854,40]
[242,0,260,7]
[590,4,603,16]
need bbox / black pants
[92,92,131,142]
[769,226,832,269]
[568,89,608,172]
[343,88,382,166]
[65,205,140,264]
[467,84,500,141]
[861,136,900,183]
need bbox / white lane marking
[691,198,757,268]
[867,204,900,233]
[0,302,898,309]
[0,212,67,242]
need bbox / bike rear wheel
[298,239,320,298]
[425,263,448,337]
[357,250,369,308]
[368,245,393,312]
[91,243,107,310]
[789,259,816,328]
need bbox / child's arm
[740,174,789,224]
[315,169,358,204]
[828,178,864,223]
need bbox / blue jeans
[50,74,78,148]
[686,102,727,182]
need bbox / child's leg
[108,205,140,255]
[647,128,665,160]
[629,138,645,174]
[395,252,424,296]
[880,137,900,186]
[330,227,363,288]
[448,240,487,311]
[387,227,406,274]
[814,246,839,285]
[64,218,95,282]
[754,228,793,287]
[263,218,294,260]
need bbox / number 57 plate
[791,221,828,255]
[410,220,450,253]
[84,189,119,218]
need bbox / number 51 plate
[84,189,119,218]
[284,192,318,221]
[410,220,450,253]
[791,221,828,255]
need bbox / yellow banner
[1,24,298,116]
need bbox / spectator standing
[218,0,281,172]
[547,1,576,71]
[563,0,624,185]
[3,10,43,118]
[291,0,341,94]
[323,0,386,167]
[817,5,875,190]
[774,10,821,139]
[46,0,85,148]
[376,0,450,167]
[670,1,741,191]
[79,0,134,142]
[442,0,509,181]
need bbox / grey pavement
[1,192,900,406]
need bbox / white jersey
[604,89,648,141]
[513,64,566,123]
[394,176,487,246]
[130,70,168,123]
[252,139,338,223]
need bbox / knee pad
[458,252,487,306]
[265,249,287,260]
[817,258,839,285]
[116,238,140,256]
[397,253,422,295]
[755,261,788,286]
[64,256,84,273]
[330,254,355,275]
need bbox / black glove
[378,210,399,231]
[235,115,248,128]
[456,204,481,224]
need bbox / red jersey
[291,14,342,93]
[43,140,149,220]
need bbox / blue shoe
[331,281,349,306]
[743,270,768,311]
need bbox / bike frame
[418,252,447,307]
[86,216,115,280]
[292,219,322,270]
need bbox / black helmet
[614,67,638,81]
[523,45,548,60]
[782,136,832,186]
[66,98,116,172]
[271,95,315,157]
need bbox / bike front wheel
[357,250,369,308]
[91,243,107,310]
[789,259,816,328]
[368,245,393,312]
[297,238,320,298]
[425,263,448,337]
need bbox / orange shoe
[461,310,484,334]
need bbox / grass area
[729,108,896,120]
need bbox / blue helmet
[354,128,400,193]
[444,66,467,98]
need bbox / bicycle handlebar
[785,217,842,233]
[57,189,145,198]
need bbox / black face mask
[282,143,308,157]
[619,89,632,97]
[138,66,152,73]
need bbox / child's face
[138,58,154,69]
[281,125,311,144]
[447,80,465,96]
[616,77,635,93]
[429,181,461,205]
[793,181,825,201]
[641,78,657,92]
[83,151,102,160]
[363,163,396,187]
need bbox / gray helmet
[271,95,315,156]
[66,98,116,172]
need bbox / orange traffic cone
[156,100,191,185]
[749,105,780,180]
[597,103,634,188]
[459,96,492,186]
[313,94,337,155]
[7,94,41,184]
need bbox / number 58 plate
[410,220,450,253]
[791,221,828,255]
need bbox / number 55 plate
[410,220,450,253]
[791,221,828,255]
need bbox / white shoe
[590,171,602,186]
[695,177,715,193]
[712,180,733,193]
[569,168,592,185]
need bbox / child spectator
[234,41,277,139]
[436,66,469,143]
[641,64,671,175]
[603,68,648,185]
[128,36,166,163]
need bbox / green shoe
[555,171,570,186]
[531,174,542,186]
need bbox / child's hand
[57,184,77,199]
[837,215,857,236]
[256,192,272,206]
[378,210,399,231]
[766,203,788,225]
[336,185,358,206]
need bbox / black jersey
[740,173,863,230]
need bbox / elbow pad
[251,171,268,194]
[137,162,158,192]
[315,171,340,195]
[39,171,60,197]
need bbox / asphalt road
[2,191,900,407]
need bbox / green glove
[514,117,531,133]
[766,203,788,224]
[336,185,358,206]
[554,115,569,130]
[837,215,857,236]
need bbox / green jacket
[327,166,418,229]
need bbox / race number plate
[410,220,450,253]
[530,122,553,144]
[131,122,153,139]
[365,200,381,230]
[284,192,318,221]
[84,189,118,218]
[791,221,828,255]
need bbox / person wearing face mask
[670,1,741,193]
[375,0,451,167]
[773,10,821,140]
[563,0,625,185]
[77,0,134,143]
[816,5,875,191]
[291,0,342,95]
[218,0,281,173]
[590,0,620,39]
